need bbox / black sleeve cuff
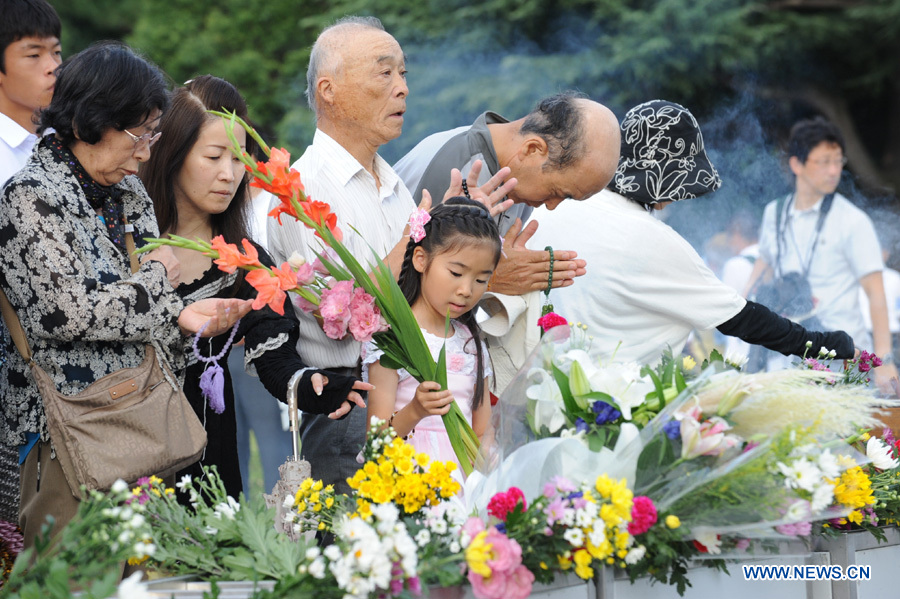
[717,300,855,359]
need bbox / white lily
[867,436,900,470]
[526,368,567,433]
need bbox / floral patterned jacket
[0,138,185,446]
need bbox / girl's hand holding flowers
[413,380,455,418]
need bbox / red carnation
[627,496,658,535]
[537,312,568,332]
[487,487,527,521]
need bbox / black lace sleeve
[236,243,361,415]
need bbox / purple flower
[592,401,621,425]
[662,420,681,440]
[575,417,588,433]
[544,497,567,526]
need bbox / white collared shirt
[266,129,415,369]
[758,193,883,350]
[0,112,39,189]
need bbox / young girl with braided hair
[363,197,501,468]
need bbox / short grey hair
[519,91,588,170]
[305,15,385,115]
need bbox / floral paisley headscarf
[610,100,721,205]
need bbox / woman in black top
[140,75,370,502]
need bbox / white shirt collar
[0,112,35,150]
[312,129,402,198]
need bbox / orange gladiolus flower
[303,200,343,242]
[210,236,261,273]
[268,198,300,226]
[268,147,291,172]
[245,262,297,315]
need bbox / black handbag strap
[775,192,835,279]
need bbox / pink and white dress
[362,321,491,469]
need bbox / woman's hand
[178,298,253,336]
[412,380,455,419]
[317,376,373,419]
[141,245,181,288]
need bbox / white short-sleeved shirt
[721,244,759,359]
[266,129,415,369]
[0,113,38,189]
[528,189,746,365]
[758,193,883,350]
[859,267,900,334]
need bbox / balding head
[504,93,620,209]
[577,99,621,192]
[305,16,385,115]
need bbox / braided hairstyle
[397,197,502,410]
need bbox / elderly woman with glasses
[0,41,250,547]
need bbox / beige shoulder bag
[0,229,206,497]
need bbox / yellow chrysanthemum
[574,549,593,580]
[557,554,573,570]
[356,498,372,520]
[666,515,681,529]
[149,475,162,485]
[831,466,875,509]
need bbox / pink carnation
[628,495,658,535]
[537,312,567,332]
[487,487,526,521]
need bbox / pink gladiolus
[294,295,317,313]
[295,261,316,286]
[348,302,383,343]
[319,280,354,340]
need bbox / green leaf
[550,363,579,422]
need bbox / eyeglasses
[123,128,162,150]
[807,156,848,168]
